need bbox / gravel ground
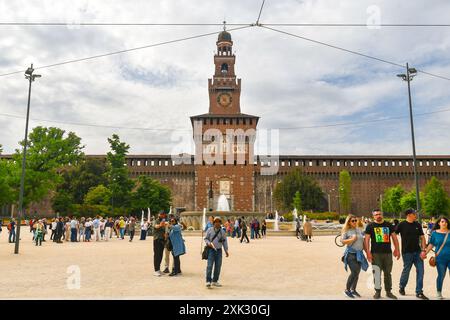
[0,230,448,300]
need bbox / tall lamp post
[14,64,41,254]
[397,63,421,222]
[328,188,337,213]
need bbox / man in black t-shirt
[394,209,428,299]
[364,209,400,299]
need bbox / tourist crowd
[4,215,154,245]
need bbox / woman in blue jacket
[169,218,186,276]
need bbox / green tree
[273,169,325,212]
[51,190,74,215]
[106,134,134,209]
[52,157,108,209]
[130,175,171,214]
[339,170,352,214]
[292,190,302,212]
[400,190,421,212]
[0,160,14,206]
[84,184,112,206]
[423,177,449,217]
[382,185,405,214]
[8,126,84,208]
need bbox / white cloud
[0,0,449,156]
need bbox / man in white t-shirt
[70,218,78,242]
[140,219,149,240]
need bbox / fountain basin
[180,211,267,230]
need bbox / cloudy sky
[1,0,449,156]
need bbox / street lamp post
[397,63,421,222]
[14,64,41,254]
[328,188,337,213]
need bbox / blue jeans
[206,248,223,283]
[9,230,16,243]
[436,257,450,292]
[250,228,255,239]
[235,227,241,238]
[399,251,424,294]
[120,228,125,239]
[85,228,91,240]
[71,228,77,242]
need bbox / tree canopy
[273,169,325,213]
[130,175,171,214]
[106,134,134,209]
[423,176,449,217]
[381,184,405,215]
[7,126,84,208]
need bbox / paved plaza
[0,231,448,300]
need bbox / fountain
[217,194,230,212]
[274,210,279,231]
[293,208,298,222]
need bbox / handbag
[202,229,221,260]
[166,238,173,251]
[429,231,449,267]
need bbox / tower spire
[223,20,226,31]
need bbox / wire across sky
[1,0,450,138]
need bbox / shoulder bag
[202,229,221,260]
[429,231,449,267]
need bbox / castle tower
[191,28,259,212]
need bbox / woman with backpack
[34,220,44,246]
[7,218,16,243]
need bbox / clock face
[217,93,232,107]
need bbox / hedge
[285,212,343,221]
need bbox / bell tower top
[208,22,241,115]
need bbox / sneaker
[344,290,355,298]
[437,292,444,299]
[373,290,381,299]
[168,272,177,277]
[153,271,162,277]
[399,288,406,296]
[206,282,212,288]
[212,282,222,287]
[416,293,429,300]
[351,290,361,298]
[163,268,170,274]
[386,291,398,300]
